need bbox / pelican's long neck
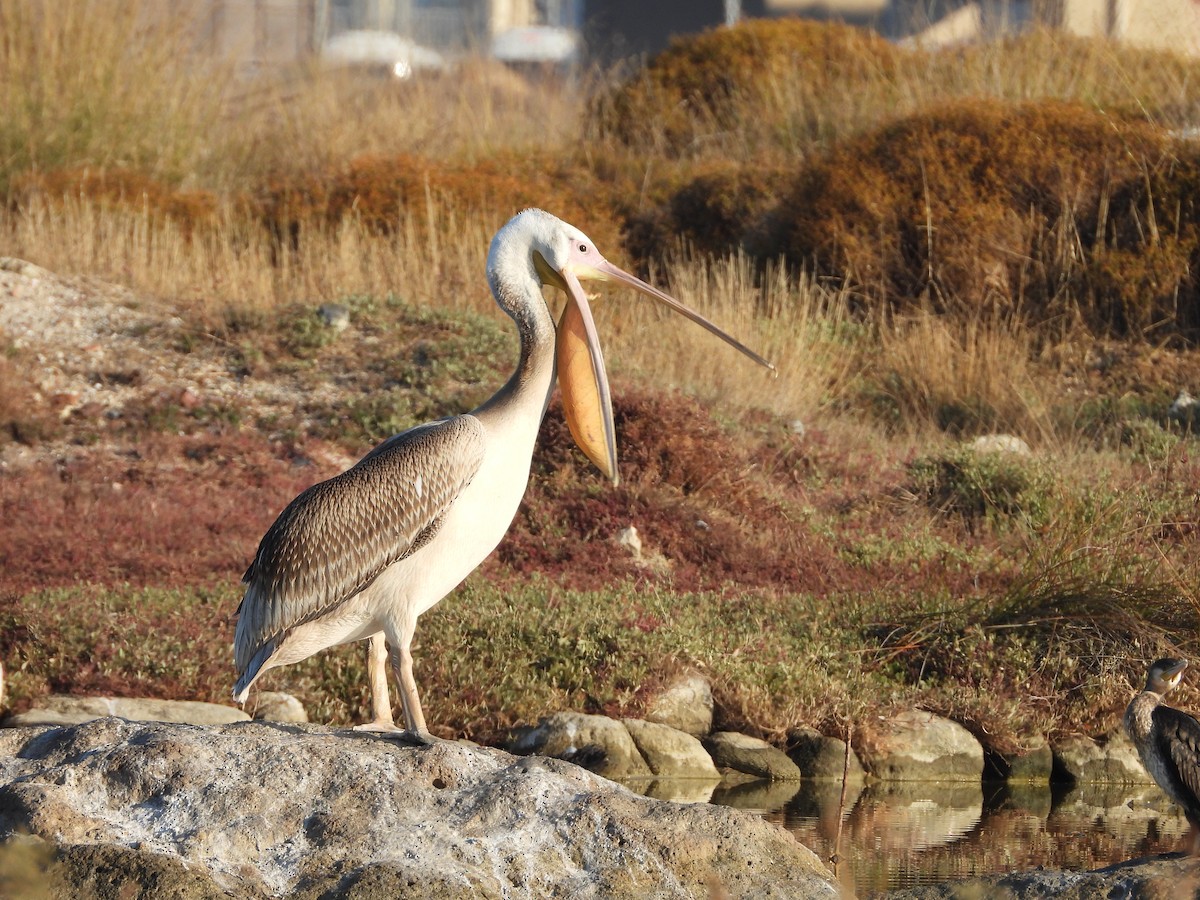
[474,254,557,423]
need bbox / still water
[630,777,1188,897]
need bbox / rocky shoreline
[2,672,1194,898]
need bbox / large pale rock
[2,695,249,727]
[858,709,983,781]
[0,719,840,899]
[644,674,714,737]
[789,725,865,781]
[1053,729,1154,784]
[623,718,719,778]
[704,732,802,781]
[508,711,652,778]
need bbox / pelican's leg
[390,636,431,744]
[352,632,400,733]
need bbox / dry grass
[4,197,497,324]
[865,309,1054,440]
[0,0,233,193]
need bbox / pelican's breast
[384,407,543,616]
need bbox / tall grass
[0,0,233,194]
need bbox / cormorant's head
[1146,657,1188,694]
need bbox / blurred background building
[187,0,1200,76]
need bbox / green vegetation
[2,5,1200,759]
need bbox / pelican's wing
[234,415,486,672]
[1153,704,1200,814]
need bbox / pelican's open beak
[554,256,775,486]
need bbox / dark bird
[1125,657,1200,853]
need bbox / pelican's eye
[579,243,588,254]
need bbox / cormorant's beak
[552,256,774,486]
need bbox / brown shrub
[623,159,792,264]
[257,151,623,252]
[773,99,1176,330]
[594,18,899,154]
[1094,146,1200,336]
[13,167,218,234]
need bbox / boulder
[858,709,983,781]
[250,691,308,724]
[1053,729,1154,785]
[2,695,250,728]
[0,719,840,899]
[622,718,719,778]
[884,854,1200,899]
[644,673,714,737]
[789,725,864,781]
[985,738,1054,783]
[704,732,802,781]
[507,711,652,778]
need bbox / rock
[0,719,840,899]
[614,525,642,558]
[317,302,350,331]
[1053,729,1153,784]
[704,732,802,781]
[622,718,719,778]
[2,695,250,728]
[968,433,1032,455]
[1168,389,1199,429]
[250,691,308,724]
[858,709,983,781]
[985,738,1053,782]
[883,853,1200,899]
[789,725,864,781]
[645,673,714,737]
[508,711,651,778]
[3,709,99,728]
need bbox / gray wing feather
[234,415,485,671]
[1153,704,1200,817]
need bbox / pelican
[1124,657,1200,851]
[233,209,772,740]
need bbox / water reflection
[626,777,1189,897]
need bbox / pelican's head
[1146,657,1188,694]
[488,209,773,486]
